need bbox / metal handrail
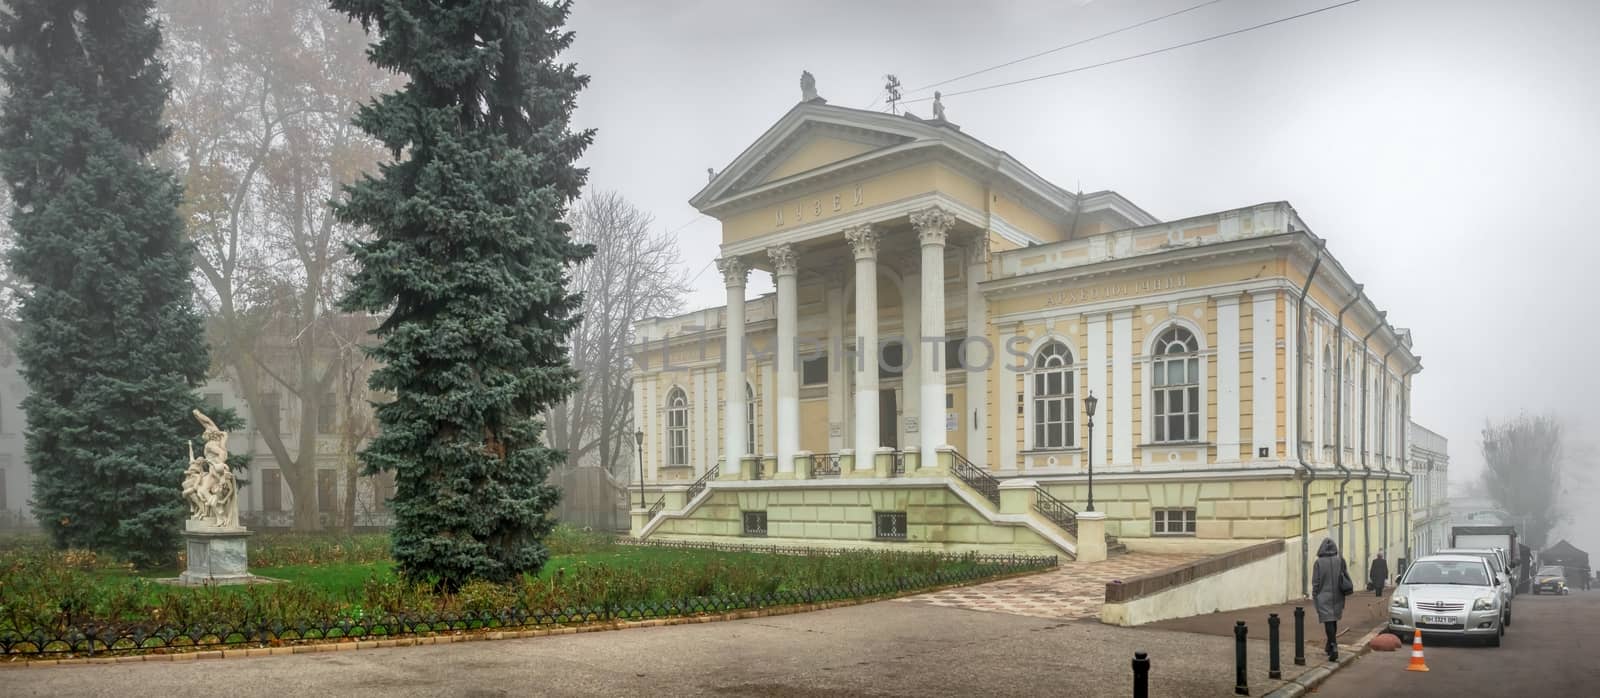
[812,452,842,478]
[891,450,905,476]
[1033,486,1079,537]
[950,450,1000,507]
[647,495,665,520]
[685,463,719,502]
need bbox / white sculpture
[185,409,240,529]
[800,70,819,102]
[932,91,947,121]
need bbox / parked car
[1435,547,1514,626]
[1533,565,1570,595]
[1389,554,1505,647]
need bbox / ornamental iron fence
[1033,486,1079,537]
[812,453,842,478]
[950,451,1000,507]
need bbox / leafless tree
[160,0,395,530]
[549,191,688,506]
[1480,413,1579,548]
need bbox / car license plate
[1421,615,1453,625]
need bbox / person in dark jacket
[1369,552,1389,597]
[1312,537,1353,661]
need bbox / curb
[2,566,1053,669]
[1262,621,1384,698]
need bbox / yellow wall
[761,136,876,183]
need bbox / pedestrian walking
[1369,552,1389,597]
[1312,537,1354,662]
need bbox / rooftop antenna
[883,74,902,114]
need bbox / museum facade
[629,85,1421,598]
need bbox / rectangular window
[874,511,908,540]
[1153,508,1197,536]
[258,392,282,433]
[317,469,337,513]
[742,511,768,537]
[878,343,904,379]
[373,471,397,510]
[317,392,337,434]
[261,469,282,513]
[1031,369,1074,449]
[945,337,966,370]
[1151,356,1200,443]
[801,353,829,385]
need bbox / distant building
[1407,421,1450,557]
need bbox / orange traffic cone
[1405,629,1429,672]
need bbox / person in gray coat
[1311,537,1353,661]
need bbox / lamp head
[1084,392,1098,418]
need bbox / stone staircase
[950,450,1124,558]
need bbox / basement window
[742,511,768,537]
[1153,508,1197,536]
[874,511,908,540]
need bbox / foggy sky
[563,0,1600,551]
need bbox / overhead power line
[864,0,1227,111]
[903,0,1362,104]
[908,0,1228,95]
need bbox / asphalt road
[1316,587,1600,696]
[3,600,1321,697]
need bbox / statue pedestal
[178,520,253,585]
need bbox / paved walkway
[2,599,1325,697]
[1146,589,1395,652]
[895,552,1207,620]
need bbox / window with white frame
[1151,326,1200,443]
[666,387,688,467]
[745,383,757,456]
[1153,508,1196,535]
[1322,346,1335,443]
[1342,357,1354,448]
[1030,340,1074,449]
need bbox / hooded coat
[1312,538,1351,623]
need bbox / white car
[1389,554,1505,647]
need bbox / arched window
[1322,346,1335,444]
[666,387,688,467]
[745,383,757,456]
[1030,341,1074,449]
[1342,357,1354,449]
[1151,326,1200,443]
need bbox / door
[879,389,897,449]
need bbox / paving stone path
[897,552,1208,620]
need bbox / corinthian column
[911,206,955,471]
[769,244,799,476]
[844,224,879,471]
[717,256,748,480]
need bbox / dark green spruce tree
[333,0,594,588]
[0,0,238,567]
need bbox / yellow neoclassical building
[630,81,1420,599]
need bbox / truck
[1451,525,1526,593]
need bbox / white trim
[998,329,1019,471]
[1086,313,1108,472]
[1216,296,1241,461]
[1141,319,1209,448]
[1112,310,1133,465]
[1021,333,1080,452]
[1251,293,1277,459]
[989,277,1297,325]
[720,191,1039,259]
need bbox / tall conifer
[332,0,593,588]
[0,0,230,567]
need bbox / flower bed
[0,529,1055,657]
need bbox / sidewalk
[1145,590,1392,653]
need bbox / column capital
[768,244,798,277]
[716,256,749,287]
[843,224,877,260]
[910,205,956,246]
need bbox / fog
[567,0,1600,552]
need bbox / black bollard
[1293,605,1306,666]
[1234,620,1250,696]
[1132,650,1150,698]
[1268,613,1282,679]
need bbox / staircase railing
[685,463,719,503]
[647,495,664,520]
[1033,487,1079,538]
[950,450,1000,507]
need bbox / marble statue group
[182,409,239,529]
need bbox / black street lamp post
[634,430,646,510]
[1084,391,1098,513]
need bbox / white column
[1111,309,1133,465]
[770,244,800,474]
[912,206,954,469]
[997,327,1018,471]
[718,257,748,477]
[1086,313,1108,467]
[1252,292,1278,459]
[826,279,846,453]
[845,224,879,469]
[964,237,989,467]
[1313,320,1325,457]
[1216,295,1241,461]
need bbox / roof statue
[800,70,821,102]
[932,91,946,121]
